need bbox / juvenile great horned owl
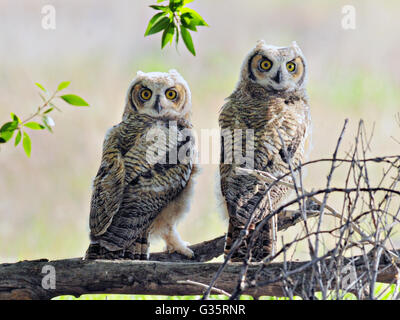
[85,70,196,260]
[219,41,311,262]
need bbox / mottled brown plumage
[219,41,311,262]
[85,70,196,260]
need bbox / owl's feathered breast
[219,92,310,224]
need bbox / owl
[85,69,197,260]
[219,40,311,262]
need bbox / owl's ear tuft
[256,40,266,49]
[136,70,145,76]
[291,41,303,55]
[168,69,181,77]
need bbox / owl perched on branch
[219,40,311,262]
[85,70,197,260]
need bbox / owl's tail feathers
[224,218,273,262]
[84,243,124,260]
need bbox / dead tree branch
[0,250,398,300]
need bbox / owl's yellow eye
[259,59,272,71]
[165,89,178,100]
[286,61,296,73]
[140,88,152,101]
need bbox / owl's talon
[177,246,194,259]
[165,244,194,258]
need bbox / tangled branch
[204,119,400,300]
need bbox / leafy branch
[0,82,89,157]
[144,0,208,56]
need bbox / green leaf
[10,112,21,123]
[180,8,208,26]
[145,12,167,36]
[146,16,170,36]
[35,82,47,92]
[57,81,71,91]
[0,121,18,142]
[180,26,196,55]
[42,115,55,133]
[175,25,180,46]
[149,5,170,12]
[60,94,89,106]
[161,23,175,48]
[24,122,45,130]
[22,132,31,157]
[14,130,21,146]
[183,0,194,4]
[43,107,54,114]
[181,13,197,31]
[0,121,18,133]
[169,0,184,11]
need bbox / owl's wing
[89,125,125,236]
[99,124,195,249]
[277,121,308,165]
[123,123,194,186]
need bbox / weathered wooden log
[0,251,398,300]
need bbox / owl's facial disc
[131,82,186,119]
[249,48,306,92]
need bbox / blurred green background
[0,0,399,267]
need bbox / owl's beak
[272,68,282,84]
[153,96,162,113]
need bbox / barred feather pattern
[85,113,195,260]
[220,84,311,262]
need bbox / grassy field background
[0,0,399,299]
